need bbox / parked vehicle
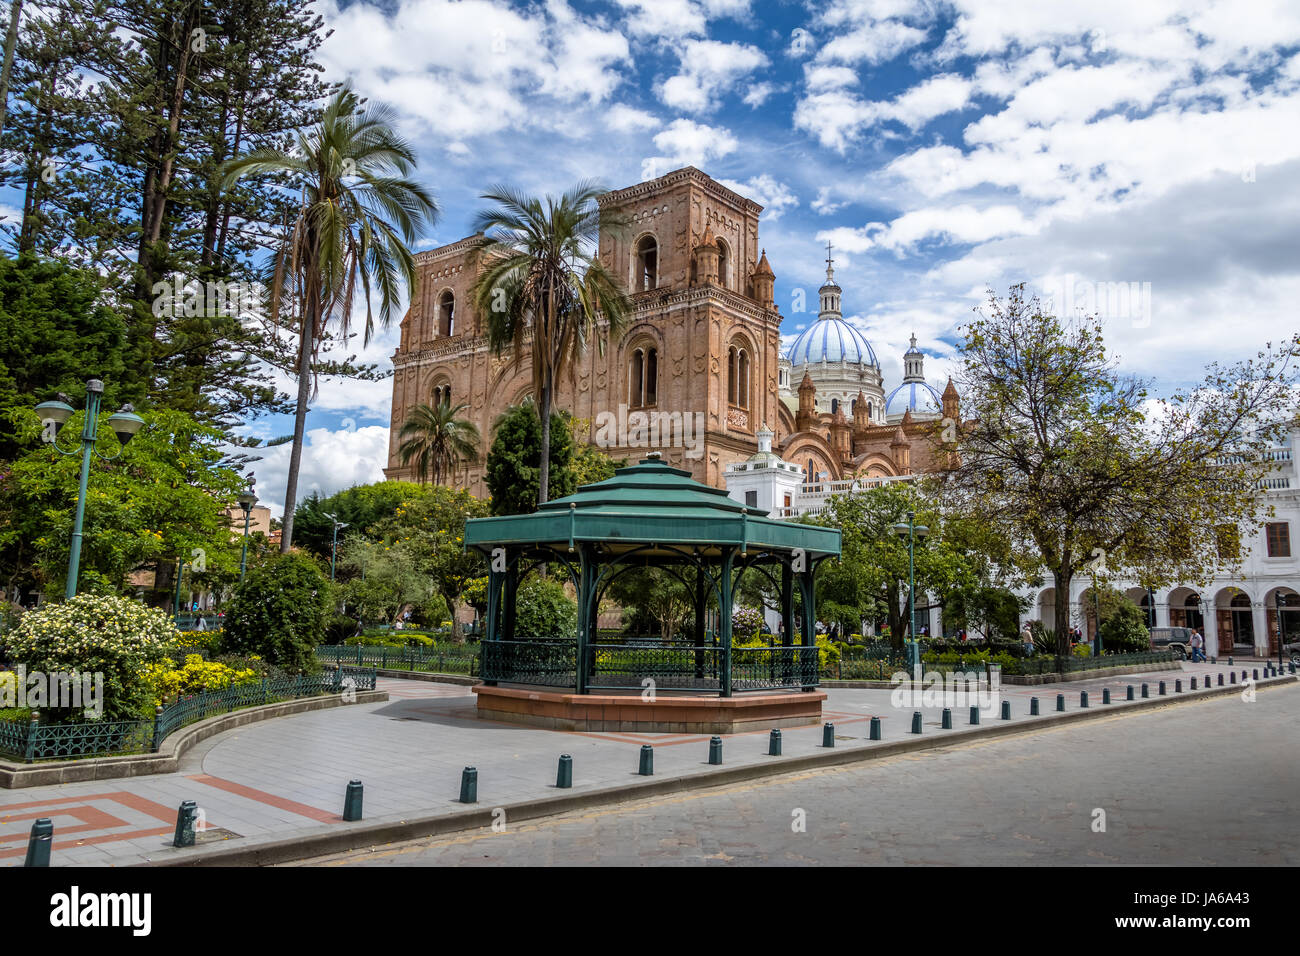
[1148,626,1195,659]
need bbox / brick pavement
[0,660,1289,866]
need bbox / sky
[241,0,1300,514]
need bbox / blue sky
[227,0,1300,513]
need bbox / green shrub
[732,606,763,638]
[5,594,175,721]
[515,577,576,639]
[224,552,330,673]
[1100,602,1151,654]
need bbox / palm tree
[468,181,631,505]
[222,83,438,551]
[397,398,480,485]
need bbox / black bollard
[1175,680,1182,693]
[1190,677,1197,690]
[1142,683,1150,698]
[1127,685,1135,701]
[1080,691,1089,708]
[709,736,724,764]
[1030,697,1040,715]
[822,722,835,748]
[343,779,363,821]
[1230,672,1237,684]
[768,728,783,756]
[24,818,52,867]
[1158,681,1166,696]
[556,754,573,789]
[1103,688,1111,704]
[969,705,980,725]
[1001,700,1011,720]
[941,708,952,729]
[1218,673,1225,686]
[911,711,923,734]
[1252,669,1259,681]
[1056,693,1065,712]
[639,744,654,775]
[172,800,199,847]
[869,716,882,740]
[460,766,478,803]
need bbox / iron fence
[0,665,376,763]
[316,643,481,676]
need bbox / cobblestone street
[305,681,1300,866]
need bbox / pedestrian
[1020,624,1035,657]
[1190,629,1204,662]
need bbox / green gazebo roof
[465,456,841,558]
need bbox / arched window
[438,291,454,337]
[636,236,658,291]
[716,239,729,289]
[431,384,450,406]
[629,346,657,408]
[729,345,749,410]
[866,402,873,420]
[728,347,737,404]
[831,398,839,415]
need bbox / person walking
[1021,624,1035,657]
[1190,628,1205,662]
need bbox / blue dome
[886,380,943,415]
[786,318,877,367]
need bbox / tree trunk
[0,0,23,136]
[537,380,551,506]
[279,305,316,552]
[1053,567,1072,658]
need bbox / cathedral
[384,166,958,496]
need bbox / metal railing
[0,666,375,763]
[317,643,480,676]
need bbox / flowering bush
[732,606,764,638]
[144,654,260,705]
[6,594,176,721]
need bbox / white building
[724,422,1300,656]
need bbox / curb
[142,672,1297,867]
[0,690,389,789]
[372,668,479,686]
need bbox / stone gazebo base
[474,685,826,734]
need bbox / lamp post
[1092,575,1102,657]
[325,513,349,581]
[891,510,929,643]
[237,478,258,584]
[34,379,145,599]
[1276,591,1286,670]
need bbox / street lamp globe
[34,398,75,428]
[107,405,146,444]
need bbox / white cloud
[658,39,768,114]
[641,118,739,179]
[247,426,392,518]
[794,73,973,149]
[717,174,799,219]
[605,104,660,132]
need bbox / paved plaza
[0,660,1292,866]
[306,681,1300,866]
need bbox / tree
[607,567,693,641]
[468,181,631,505]
[941,284,1300,656]
[568,415,623,487]
[224,550,330,672]
[222,83,438,551]
[397,397,480,486]
[485,400,576,515]
[335,536,447,626]
[366,484,489,638]
[1,406,247,598]
[807,483,980,649]
[292,480,427,559]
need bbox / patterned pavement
[0,661,1288,866]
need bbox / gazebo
[464,456,841,732]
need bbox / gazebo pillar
[781,564,795,647]
[503,560,518,641]
[576,544,595,694]
[694,565,706,679]
[720,548,735,697]
[799,568,816,645]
